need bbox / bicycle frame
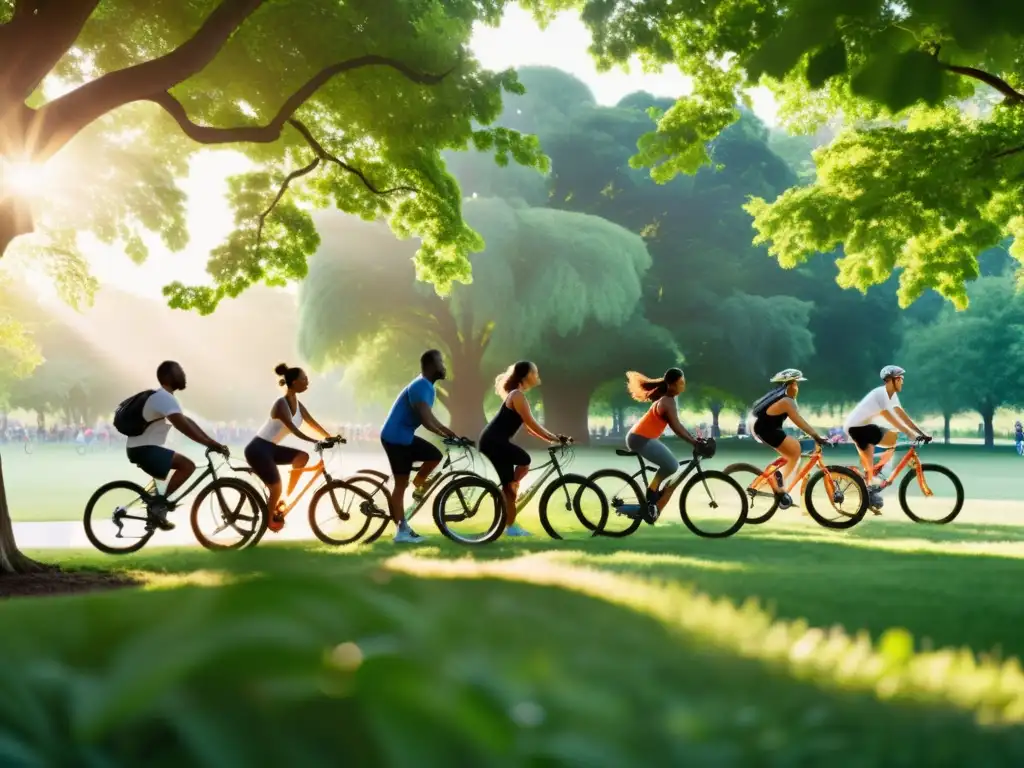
[747,447,829,500]
[615,451,711,515]
[854,442,934,497]
[372,442,478,523]
[510,445,573,513]
[236,442,343,514]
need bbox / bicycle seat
[616,449,637,457]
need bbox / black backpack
[113,390,156,437]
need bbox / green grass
[8,440,1024,521]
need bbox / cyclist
[118,361,229,530]
[844,365,929,509]
[480,361,569,538]
[245,363,336,533]
[625,367,706,523]
[380,349,459,543]
[749,369,829,509]
[1015,421,1023,454]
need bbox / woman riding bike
[479,361,569,538]
[625,367,707,524]
[244,364,336,532]
[749,369,829,509]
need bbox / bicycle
[83,448,265,554]
[848,436,963,524]
[22,434,32,455]
[432,440,609,544]
[315,437,500,545]
[724,438,869,530]
[587,440,748,539]
[207,436,348,548]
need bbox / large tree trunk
[0,453,48,574]
[709,401,723,438]
[538,380,594,445]
[943,412,951,445]
[980,404,995,447]
[443,346,487,438]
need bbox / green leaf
[806,41,847,89]
[850,50,946,113]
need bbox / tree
[297,198,671,439]
[898,276,1024,446]
[525,0,1024,305]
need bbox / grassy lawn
[5,519,1024,764]
[7,440,1024,521]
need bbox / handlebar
[443,436,475,449]
[315,435,347,451]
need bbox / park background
[5,1,1024,764]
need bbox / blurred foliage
[7,0,549,312]
[523,0,1024,305]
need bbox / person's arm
[271,401,318,444]
[779,400,826,442]
[168,413,227,453]
[662,398,698,446]
[892,406,928,438]
[881,409,919,438]
[509,391,560,442]
[297,403,333,439]
[413,401,457,439]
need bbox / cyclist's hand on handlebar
[210,443,230,457]
[917,433,933,444]
[813,435,831,448]
[556,434,573,445]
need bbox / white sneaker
[505,524,532,537]
[393,526,423,544]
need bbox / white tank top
[256,398,303,444]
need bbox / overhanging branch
[147,54,459,147]
[255,156,321,250]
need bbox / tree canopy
[519,0,1024,307]
[0,0,547,313]
[297,197,672,438]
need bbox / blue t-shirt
[380,376,435,445]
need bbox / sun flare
[1,158,51,198]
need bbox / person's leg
[389,475,410,525]
[409,437,443,500]
[503,445,532,530]
[164,452,196,499]
[637,439,681,515]
[874,430,899,482]
[776,436,801,485]
[285,451,309,498]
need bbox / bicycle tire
[586,469,644,538]
[899,464,964,524]
[678,469,748,539]
[190,477,267,551]
[83,480,155,554]
[432,474,505,545]
[804,466,869,529]
[342,475,392,544]
[723,462,780,525]
[23,441,32,455]
[308,480,375,545]
[538,473,609,540]
[76,444,87,456]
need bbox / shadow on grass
[2,557,1024,763]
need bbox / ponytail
[625,368,683,403]
[495,361,534,398]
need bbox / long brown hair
[626,368,683,403]
[495,361,534,398]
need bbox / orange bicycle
[851,436,964,524]
[724,438,870,529]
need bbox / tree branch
[255,155,321,250]
[34,0,266,158]
[991,144,1024,160]
[145,54,458,148]
[288,118,417,195]
[940,62,1024,104]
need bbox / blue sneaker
[505,524,532,537]
[393,525,423,544]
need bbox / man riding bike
[115,361,229,530]
[380,349,460,544]
[843,365,931,510]
[749,369,829,510]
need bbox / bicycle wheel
[308,480,377,545]
[76,444,87,456]
[538,473,609,540]
[83,480,155,554]
[723,462,780,525]
[432,475,505,545]
[804,466,869,529]
[899,464,964,524]
[23,441,32,455]
[678,470,748,539]
[342,475,392,544]
[190,478,266,551]
[586,469,644,537]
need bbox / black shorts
[244,437,305,485]
[847,425,887,451]
[381,436,442,476]
[479,439,531,486]
[127,446,175,480]
[752,419,787,449]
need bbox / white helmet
[770,368,807,383]
[880,365,906,381]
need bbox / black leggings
[244,437,304,485]
[480,439,531,486]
